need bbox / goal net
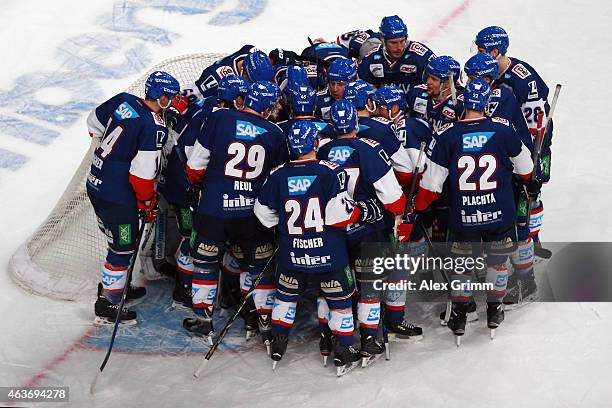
[9,53,225,302]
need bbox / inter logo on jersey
[236,120,267,140]
[114,102,139,120]
[328,146,355,164]
[462,132,495,152]
[287,175,317,195]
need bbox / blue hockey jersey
[358,41,435,94]
[317,136,406,239]
[186,108,289,218]
[86,92,167,206]
[335,29,382,58]
[407,84,465,133]
[415,117,533,232]
[388,114,433,172]
[254,159,357,273]
[486,86,533,149]
[193,45,257,99]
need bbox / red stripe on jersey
[395,171,413,188]
[384,304,405,311]
[272,319,294,328]
[519,172,532,182]
[329,207,361,228]
[192,279,218,286]
[185,166,206,185]
[104,262,128,272]
[531,206,544,215]
[384,194,407,215]
[255,284,275,290]
[415,187,440,211]
[358,299,379,304]
[128,174,155,202]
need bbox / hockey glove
[164,95,189,129]
[396,212,417,242]
[186,183,202,212]
[137,192,159,223]
[524,178,542,199]
[356,199,384,224]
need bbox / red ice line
[16,0,473,391]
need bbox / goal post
[9,53,225,302]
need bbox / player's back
[265,159,351,273]
[434,117,531,232]
[197,108,289,218]
[87,92,166,206]
[194,44,256,99]
[487,86,533,148]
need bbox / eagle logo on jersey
[328,146,355,164]
[236,120,267,140]
[287,175,317,196]
[462,131,495,152]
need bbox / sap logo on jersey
[114,102,139,120]
[462,132,495,152]
[287,175,317,195]
[236,120,267,140]
[328,146,354,164]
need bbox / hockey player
[410,79,535,343]
[464,52,538,304]
[318,100,408,365]
[86,70,180,325]
[474,26,552,258]
[358,15,435,94]
[191,45,257,100]
[335,29,383,59]
[162,74,249,310]
[407,55,464,132]
[277,84,331,138]
[315,57,357,120]
[183,81,288,345]
[255,121,368,375]
[344,82,424,341]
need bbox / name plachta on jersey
[288,175,317,196]
[327,146,355,164]
[462,131,495,152]
[113,102,140,120]
[235,120,267,140]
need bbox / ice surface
[2,1,612,407]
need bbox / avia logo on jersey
[279,273,299,290]
[114,102,140,120]
[461,209,503,226]
[462,132,495,152]
[290,252,331,267]
[328,146,354,164]
[222,194,255,210]
[235,120,267,140]
[287,175,317,196]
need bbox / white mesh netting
[9,53,225,302]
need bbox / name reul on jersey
[86,92,167,206]
[186,108,289,218]
[416,117,533,232]
[255,159,355,272]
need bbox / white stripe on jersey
[405,147,423,173]
[87,110,106,138]
[373,168,404,205]
[511,143,534,176]
[390,146,414,173]
[186,140,211,171]
[129,150,160,180]
[420,157,449,193]
[325,190,354,226]
[254,199,279,228]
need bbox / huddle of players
[86,14,552,373]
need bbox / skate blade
[490,328,496,340]
[170,300,192,312]
[385,344,390,361]
[455,335,461,347]
[361,353,384,368]
[265,341,271,356]
[323,355,328,367]
[387,333,424,343]
[272,360,278,371]
[93,316,137,327]
[336,361,360,377]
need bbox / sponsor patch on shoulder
[400,64,417,74]
[370,63,384,78]
[216,65,235,78]
[442,106,456,120]
[491,117,510,126]
[114,101,140,120]
[408,42,428,56]
[152,112,165,126]
[359,137,380,147]
[511,63,531,79]
[437,122,454,134]
[319,159,339,170]
[491,88,501,97]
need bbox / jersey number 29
[224,142,266,179]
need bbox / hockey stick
[448,71,458,107]
[524,84,562,229]
[403,141,427,219]
[193,247,278,378]
[90,216,148,394]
